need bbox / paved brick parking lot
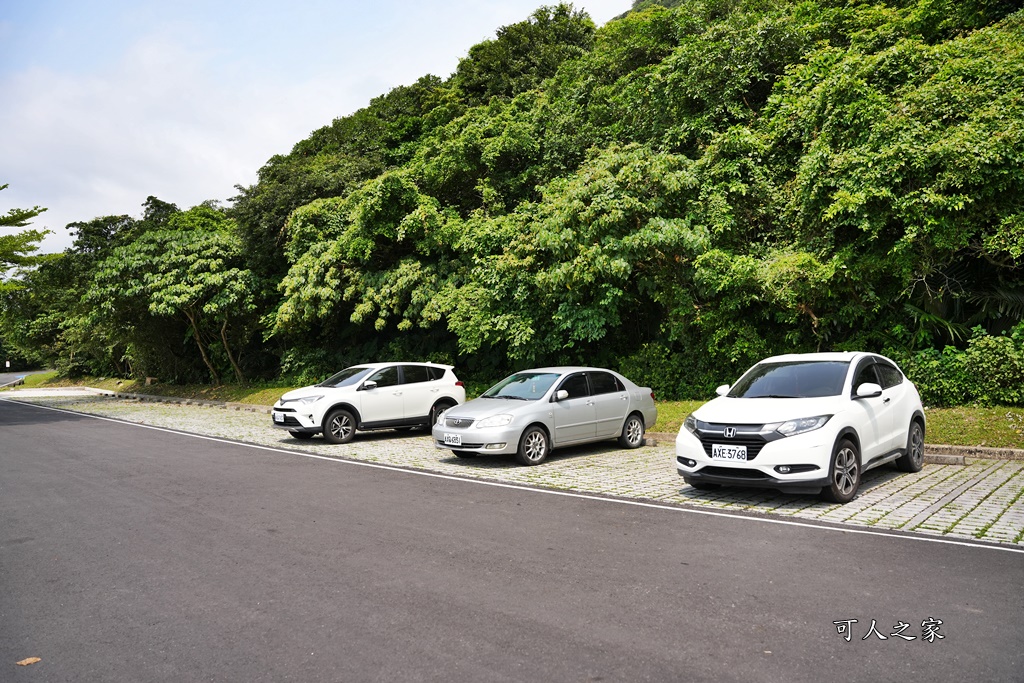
[5,389,1023,547]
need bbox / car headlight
[476,414,513,429]
[683,414,698,435]
[766,415,832,437]
[292,395,323,405]
[435,408,447,425]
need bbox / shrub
[891,324,1024,407]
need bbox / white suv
[272,363,466,443]
[675,352,925,503]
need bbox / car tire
[821,438,861,504]
[289,431,314,440]
[896,420,925,473]
[323,408,356,444]
[452,450,476,459]
[618,413,645,449]
[515,425,549,466]
[428,400,454,431]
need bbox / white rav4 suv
[675,352,925,503]
[272,362,466,443]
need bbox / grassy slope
[8,372,1023,449]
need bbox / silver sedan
[432,367,658,465]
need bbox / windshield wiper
[747,394,799,399]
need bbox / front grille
[437,440,484,448]
[444,417,475,429]
[274,415,302,427]
[275,407,297,413]
[694,422,770,460]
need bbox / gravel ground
[6,390,1023,547]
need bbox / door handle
[883,397,890,404]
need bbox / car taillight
[650,392,656,400]
[456,381,465,387]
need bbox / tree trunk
[221,320,245,384]
[184,309,220,385]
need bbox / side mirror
[854,382,882,399]
[554,389,569,401]
[360,380,378,391]
[715,384,730,397]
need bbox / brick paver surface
[6,391,1023,547]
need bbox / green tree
[453,4,596,105]
[1,183,49,289]
[87,205,258,383]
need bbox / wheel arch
[430,396,458,412]
[911,410,926,435]
[834,426,861,455]
[624,410,645,428]
[524,421,552,442]
[323,402,361,428]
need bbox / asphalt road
[0,371,28,386]
[0,369,51,388]
[2,399,1022,682]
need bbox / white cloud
[1,1,631,253]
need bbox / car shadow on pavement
[439,440,628,470]
[271,428,431,448]
[676,464,912,510]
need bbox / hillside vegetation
[3,0,1023,404]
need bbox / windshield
[729,361,849,398]
[481,372,560,400]
[316,366,374,388]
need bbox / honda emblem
[724,426,737,438]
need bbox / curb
[97,390,273,415]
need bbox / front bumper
[271,408,321,433]
[675,427,832,494]
[430,422,522,455]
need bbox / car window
[317,366,373,388]
[875,361,904,389]
[729,361,849,398]
[366,366,400,388]
[481,372,559,400]
[425,366,444,381]
[558,373,591,399]
[852,362,879,392]
[401,365,430,384]
[589,371,623,395]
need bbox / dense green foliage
[1,182,50,368]
[891,323,1024,407]
[3,1,1023,402]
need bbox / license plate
[273,412,284,423]
[711,444,747,461]
[443,433,462,446]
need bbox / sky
[1,0,630,253]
